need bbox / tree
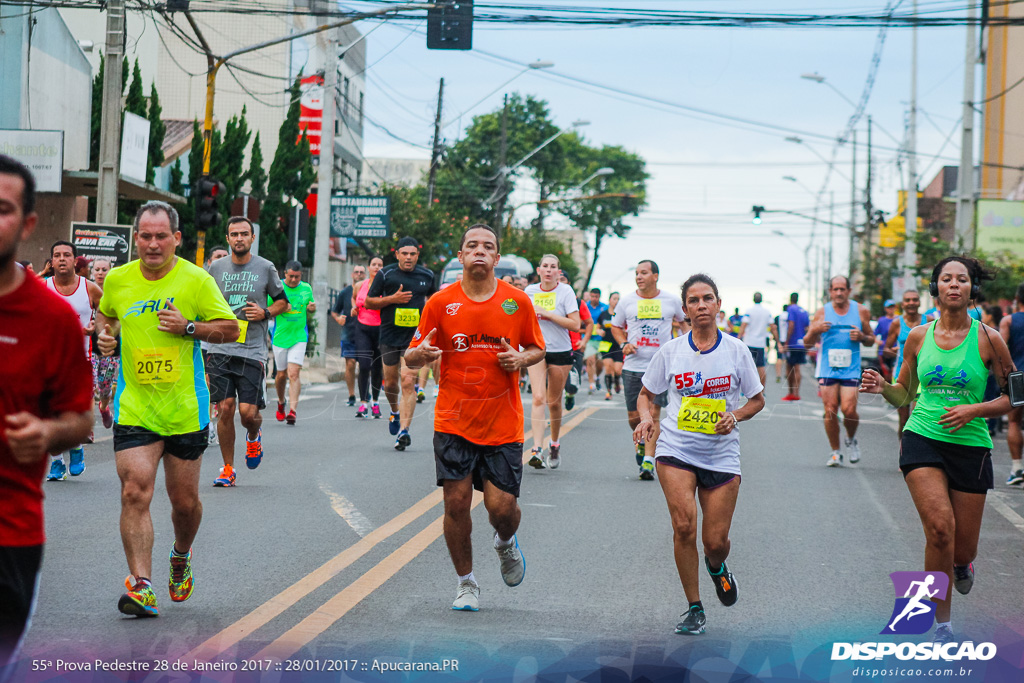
[146,82,166,184]
[124,59,146,118]
[246,133,268,201]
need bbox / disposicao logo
[830,571,997,663]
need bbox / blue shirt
[819,301,863,381]
[787,305,810,349]
[874,315,894,341]
[585,301,608,326]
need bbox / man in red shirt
[405,224,544,612]
[0,155,93,668]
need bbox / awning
[56,171,187,204]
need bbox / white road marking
[523,503,556,508]
[987,491,1024,534]
[305,384,341,394]
[318,483,374,537]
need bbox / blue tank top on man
[819,301,863,381]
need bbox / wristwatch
[263,307,272,320]
[184,321,196,337]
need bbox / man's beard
[232,244,251,256]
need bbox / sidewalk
[266,345,346,385]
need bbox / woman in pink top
[352,256,384,417]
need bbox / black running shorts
[656,457,740,490]
[0,544,43,667]
[380,342,410,367]
[900,430,993,494]
[543,350,574,367]
[207,353,267,409]
[748,346,766,368]
[623,369,668,412]
[433,432,523,498]
[113,424,209,461]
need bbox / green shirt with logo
[273,281,314,348]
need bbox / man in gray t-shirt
[206,217,289,487]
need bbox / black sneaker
[675,605,706,635]
[706,557,738,606]
[347,396,356,407]
[953,562,974,595]
[564,392,576,411]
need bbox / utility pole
[829,191,834,279]
[494,94,509,237]
[310,28,339,369]
[96,0,125,224]
[863,117,874,281]
[955,0,978,249]
[426,78,444,204]
[849,129,858,275]
[903,0,919,289]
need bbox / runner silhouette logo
[881,572,949,635]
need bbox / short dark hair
[227,216,255,235]
[753,292,762,303]
[590,288,601,296]
[681,273,720,303]
[50,240,77,258]
[134,201,179,232]
[285,260,302,272]
[1016,283,1024,305]
[987,304,1004,326]
[931,255,995,298]
[790,292,799,303]
[207,245,228,258]
[459,223,500,251]
[638,259,659,275]
[0,154,36,214]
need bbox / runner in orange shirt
[406,224,544,612]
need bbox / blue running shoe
[395,429,411,451]
[68,447,85,476]
[245,428,263,470]
[47,458,67,481]
[389,412,400,436]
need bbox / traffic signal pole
[177,4,433,264]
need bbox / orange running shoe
[168,546,194,602]
[118,577,159,617]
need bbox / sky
[350,1,976,314]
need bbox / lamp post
[442,59,554,131]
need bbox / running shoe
[389,411,401,436]
[640,459,655,480]
[168,546,194,602]
[933,624,955,644]
[100,406,114,429]
[494,533,526,586]
[416,387,426,403]
[452,579,480,611]
[118,578,159,617]
[213,465,236,487]
[953,563,974,595]
[371,403,382,419]
[47,458,67,481]
[635,441,646,467]
[275,403,286,422]
[286,410,296,426]
[1007,469,1024,486]
[86,431,94,444]
[356,403,369,418]
[675,605,707,635]
[588,382,596,395]
[347,396,356,407]
[528,447,546,469]
[615,381,621,394]
[68,447,85,476]
[605,391,612,401]
[548,443,561,470]
[706,557,738,606]
[245,428,263,469]
[845,437,861,464]
[395,429,412,451]
[826,451,842,468]
[564,392,576,411]
[780,394,795,402]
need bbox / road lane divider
[255,407,599,660]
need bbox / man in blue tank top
[999,282,1024,486]
[803,276,875,467]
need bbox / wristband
[728,411,738,425]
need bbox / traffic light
[195,176,226,232]
[752,205,765,225]
[166,0,190,11]
[427,1,473,50]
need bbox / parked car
[438,254,534,287]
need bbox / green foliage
[247,133,268,202]
[124,59,146,117]
[502,227,579,284]
[146,83,165,184]
[177,121,206,257]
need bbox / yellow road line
[256,406,599,660]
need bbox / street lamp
[443,59,555,130]
[769,262,804,285]
[572,167,614,193]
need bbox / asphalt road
[14,365,1024,681]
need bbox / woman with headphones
[861,255,1014,644]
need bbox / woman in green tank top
[860,256,1014,644]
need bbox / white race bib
[828,348,852,368]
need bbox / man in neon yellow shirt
[96,202,238,619]
[273,261,316,425]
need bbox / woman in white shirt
[524,255,581,470]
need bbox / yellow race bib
[133,347,181,385]
[236,319,248,343]
[532,292,556,312]
[677,396,726,434]
[394,308,420,327]
[598,341,612,353]
[637,298,663,319]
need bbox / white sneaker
[845,437,861,464]
[494,533,526,586]
[452,579,480,611]
[548,443,560,469]
[826,451,842,467]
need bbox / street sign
[329,195,391,238]
[120,112,151,182]
[0,129,63,192]
[70,222,133,267]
